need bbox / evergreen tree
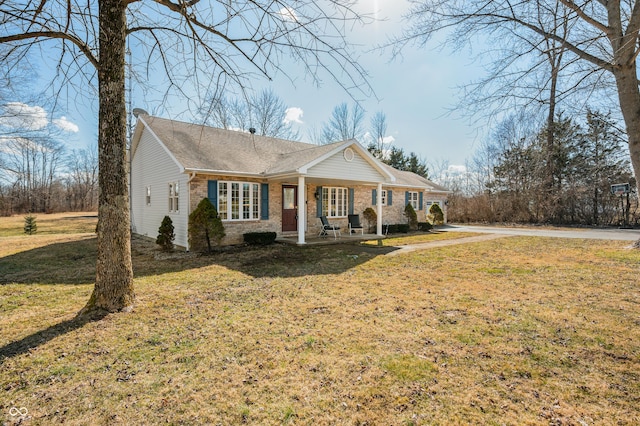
[428,203,445,225]
[383,147,430,178]
[362,207,377,233]
[573,109,631,224]
[156,215,175,251]
[406,152,430,178]
[189,198,225,252]
[387,146,408,171]
[404,203,418,231]
[23,214,37,234]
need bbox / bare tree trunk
[607,1,640,213]
[615,67,640,188]
[82,0,134,314]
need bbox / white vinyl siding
[130,127,188,247]
[322,187,348,218]
[307,149,385,182]
[218,181,260,221]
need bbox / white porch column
[297,176,306,244]
[376,183,383,236]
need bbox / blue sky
[28,0,484,174]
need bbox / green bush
[404,203,418,231]
[418,222,433,232]
[24,215,37,235]
[387,223,410,233]
[243,232,277,245]
[428,203,445,225]
[362,207,377,233]
[189,198,225,252]
[156,215,175,251]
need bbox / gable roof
[381,163,449,193]
[132,114,447,192]
[133,115,322,175]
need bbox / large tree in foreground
[401,0,640,194]
[0,0,370,314]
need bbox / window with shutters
[407,191,418,209]
[217,181,260,221]
[322,187,348,218]
[380,190,387,206]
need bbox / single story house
[129,114,450,249]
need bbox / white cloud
[278,7,298,22]
[284,107,304,124]
[53,116,79,133]
[0,102,49,130]
[447,164,467,175]
[363,132,395,147]
[0,103,80,134]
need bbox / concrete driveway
[443,224,640,241]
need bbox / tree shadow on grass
[0,235,399,285]
[0,237,397,361]
[0,309,108,362]
[0,237,98,285]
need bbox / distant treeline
[444,110,637,226]
[0,138,98,215]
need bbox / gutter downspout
[376,183,383,236]
[186,171,197,251]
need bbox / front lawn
[1,218,639,424]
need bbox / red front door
[282,185,298,232]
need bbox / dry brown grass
[363,231,480,247]
[1,218,639,425]
[0,212,97,237]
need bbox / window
[168,182,179,212]
[380,190,387,206]
[322,187,348,218]
[218,181,260,221]
[407,191,418,209]
[146,186,151,205]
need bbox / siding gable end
[307,149,385,182]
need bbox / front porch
[275,175,388,245]
[277,232,386,246]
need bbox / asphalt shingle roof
[137,115,448,192]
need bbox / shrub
[404,203,418,231]
[156,215,175,251]
[428,203,445,225]
[189,198,225,252]
[362,207,377,233]
[387,223,410,233]
[418,222,433,232]
[243,232,277,245]
[24,215,37,235]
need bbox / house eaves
[137,116,186,173]
[183,168,265,178]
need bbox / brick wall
[190,175,281,245]
[189,176,447,246]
